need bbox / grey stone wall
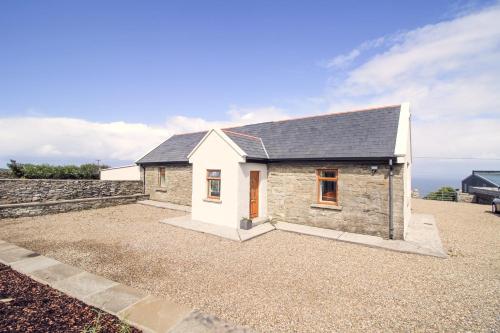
[0,179,143,205]
[0,194,148,219]
[267,162,405,239]
[457,192,474,203]
[144,164,192,206]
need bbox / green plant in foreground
[82,311,102,333]
[119,319,132,333]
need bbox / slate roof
[223,130,268,159]
[137,105,402,164]
[473,171,500,187]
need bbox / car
[493,198,500,214]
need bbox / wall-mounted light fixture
[371,165,378,175]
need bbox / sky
[1,0,499,192]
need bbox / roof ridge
[171,130,207,137]
[233,104,402,128]
[168,104,401,137]
[222,129,261,141]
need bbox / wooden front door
[249,171,259,219]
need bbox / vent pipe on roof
[388,158,394,239]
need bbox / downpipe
[388,158,394,239]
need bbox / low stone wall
[0,179,144,204]
[0,194,149,219]
[457,192,474,203]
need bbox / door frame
[249,171,259,219]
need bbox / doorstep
[161,215,275,242]
[0,240,255,333]
[274,213,447,258]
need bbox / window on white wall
[207,170,221,199]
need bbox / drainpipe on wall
[141,165,146,194]
[388,158,394,240]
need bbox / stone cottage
[137,104,412,239]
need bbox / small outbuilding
[461,171,500,193]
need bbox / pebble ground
[0,199,498,332]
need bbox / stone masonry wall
[267,162,405,239]
[144,164,192,206]
[0,179,143,205]
[0,194,148,219]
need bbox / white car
[493,198,500,214]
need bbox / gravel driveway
[0,200,499,332]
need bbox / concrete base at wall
[0,194,149,219]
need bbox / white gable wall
[189,130,245,228]
[394,102,412,234]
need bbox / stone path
[0,239,254,333]
[275,213,447,258]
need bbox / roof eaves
[474,173,500,187]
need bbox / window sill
[203,198,222,204]
[155,188,167,193]
[310,203,342,211]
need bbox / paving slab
[118,295,192,333]
[53,271,118,299]
[162,215,274,242]
[275,222,345,240]
[169,310,255,333]
[0,246,38,264]
[405,214,446,255]
[337,231,386,247]
[138,200,192,213]
[30,262,83,284]
[161,215,240,241]
[0,242,19,253]
[238,223,275,241]
[275,217,447,258]
[84,283,148,315]
[10,255,60,274]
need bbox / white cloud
[0,117,170,164]
[325,37,386,69]
[0,106,288,166]
[324,4,500,167]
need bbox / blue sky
[1,0,499,191]
[0,0,475,122]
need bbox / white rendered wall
[100,165,141,181]
[189,130,244,228]
[403,121,412,235]
[394,103,412,236]
[238,163,268,221]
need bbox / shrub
[424,186,457,201]
[6,160,109,180]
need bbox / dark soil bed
[0,263,141,333]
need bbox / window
[207,170,221,199]
[317,169,338,204]
[158,167,166,187]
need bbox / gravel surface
[0,263,141,333]
[0,200,499,332]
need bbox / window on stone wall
[207,169,221,199]
[159,167,166,187]
[316,169,338,204]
